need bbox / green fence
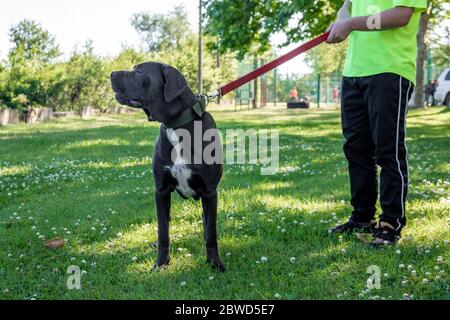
[235,56,342,109]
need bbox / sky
[0,0,312,75]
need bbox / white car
[435,68,450,107]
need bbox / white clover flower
[260,257,268,262]
[396,250,401,255]
[422,278,429,284]
[274,293,281,299]
[180,281,187,287]
[399,264,405,269]
[290,257,296,263]
[341,249,347,254]
[437,256,443,263]
[209,276,214,281]
[132,256,137,262]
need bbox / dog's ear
[162,65,187,103]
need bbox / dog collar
[163,95,207,129]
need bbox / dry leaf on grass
[44,238,65,249]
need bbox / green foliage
[131,5,192,53]
[2,57,52,109]
[0,20,61,110]
[49,41,112,111]
[204,0,341,58]
[305,41,348,75]
[8,19,61,64]
[428,2,450,69]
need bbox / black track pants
[341,73,414,232]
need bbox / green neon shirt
[343,0,427,85]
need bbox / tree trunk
[198,0,203,94]
[274,69,277,107]
[413,12,429,108]
[253,56,258,109]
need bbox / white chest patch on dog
[166,129,195,198]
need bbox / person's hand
[326,19,353,44]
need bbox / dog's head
[110,62,196,124]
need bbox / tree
[204,0,340,58]
[413,0,449,108]
[0,20,61,109]
[131,5,192,53]
[305,41,348,75]
[8,19,61,64]
[51,41,110,110]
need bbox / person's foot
[371,222,401,247]
[330,218,377,235]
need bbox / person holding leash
[327,0,427,246]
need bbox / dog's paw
[151,257,171,272]
[207,258,226,273]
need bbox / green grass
[0,105,448,300]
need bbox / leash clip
[204,91,221,104]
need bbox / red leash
[216,31,330,98]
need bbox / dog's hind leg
[202,193,226,273]
[152,191,172,271]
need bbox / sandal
[330,218,377,234]
[371,222,401,247]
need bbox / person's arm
[327,6,413,44]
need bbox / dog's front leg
[153,192,171,270]
[202,193,226,272]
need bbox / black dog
[110,62,225,272]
